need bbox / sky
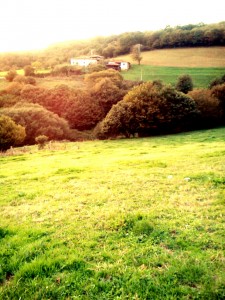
[0,0,224,53]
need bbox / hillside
[113,47,225,87]
[116,47,225,67]
[0,128,225,299]
[0,22,225,71]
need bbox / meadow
[119,46,225,88]
[121,65,225,88]
[0,128,225,299]
[117,47,225,68]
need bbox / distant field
[122,65,225,88]
[0,47,224,89]
[116,47,225,67]
[0,128,225,299]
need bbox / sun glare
[0,0,224,53]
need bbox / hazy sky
[0,0,224,52]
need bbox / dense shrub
[95,100,138,139]
[35,135,49,149]
[5,70,17,82]
[0,93,20,108]
[5,82,23,96]
[0,115,26,150]
[13,75,36,85]
[188,89,221,127]
[0,103,70,144]
[90,77,125,116]
[86,63,106,73]
[52,64,83,76]
[64,90,103,130]
[24,65,35,76]
[85,69,123,87]
[211,83,225,121]
[21,85,111,130]
[96,81,199,138]
[175,74,193,94]
[209,74,225,88]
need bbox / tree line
[0,67,225,150]
[0,22,224,71]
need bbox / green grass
[122,65,225,88]
[0,69,24,77]
[0,128,225,299]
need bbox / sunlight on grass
[0,128,225,299]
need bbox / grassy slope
[117,47,225,67]
[0,128,225,299]
[117,47,225,88]
[122,65,225,88]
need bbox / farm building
[120,61,131,70]
[106,61,131,71]
[70,55,103,67]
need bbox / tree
[209,74,225,88]
[91,77,124,115]
[175,74,193,94]
[130,44,143,65]
[23,65,35,76]
[5,70,17,82]
[1,103,71,145]
[211,83,225,122]
[5,82,23,96]
[35,135,48,149]
[0,115,26,151]
[188,89,221,128]
[96,81,199,139]
[95,101,138,139]
[13,75,36,85]
[64,90,103,130]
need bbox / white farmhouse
[70,55,104,67]
[70,57,97,67]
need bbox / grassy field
[117,47,225,68]
[122,65,225,88]
[118,46,225,88]
[0,128,225,299]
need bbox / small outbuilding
[106,61,131,71]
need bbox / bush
[52,64,83,76]
[175,74,193,94]
[64,90,103,130]
[35,135,49,149]
[24,65,35,76]
[90,77,125,115]
[211,83,225,122]
[209,74,225,88]
[96,81,199,139]
[85,69,123,87]
[5,70,17,82]
[188,89,221,128]
[13,75,36,85]
[0,115,26,150]
[86,63,106,73]
[5,82,23,96]
[1,103,71,145]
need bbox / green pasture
[122,65,225,88]
[0,128,225,299]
